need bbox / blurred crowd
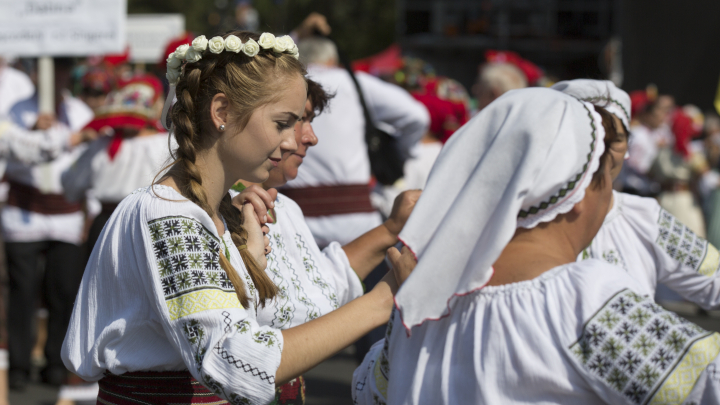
[0,9,718,405]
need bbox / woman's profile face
[219,74,307,184]
[263,98,318,188]
[609,114,628,181]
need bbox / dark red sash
[97,371,305,405]
[280,184,375,217]
[7,180,82,215]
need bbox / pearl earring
[219,124,225,131]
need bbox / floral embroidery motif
[278,232,319,323]
[150,217,242,318]
[295,233,339,310]
[570,289,720,404]
[266,232,297,327]
[656,209,720,277]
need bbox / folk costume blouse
[581,190,720,308]
[62,185,283,405]
[353,261,720,404]
[257,193,363,329]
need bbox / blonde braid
[170,60,253,308]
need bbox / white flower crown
[166,33,299,85]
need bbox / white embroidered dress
[62,185,283,404]
[581,190,720,307]
[353,260,720,404]
[256,193,364,329]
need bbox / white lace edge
[516,101,606,230]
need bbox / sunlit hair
[159,31,306,308]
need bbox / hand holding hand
[232,185,278,224]
[384,190,421,236]
[240,203,271,269]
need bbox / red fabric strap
[280,184,375,217]
[7,181,82,215]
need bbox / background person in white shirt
[4,57,94,390]
[285,37,429,248]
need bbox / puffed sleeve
[567,286,720,405]
[320,242,364,306]
[140,211,283,405]
[0,120,69,164]
[622,193,720,310]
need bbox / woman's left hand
[384,190,422,236]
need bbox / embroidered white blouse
[353,260,720,404]
[256,193,363,329]
[581,190,720,307]
[62,185,283,405]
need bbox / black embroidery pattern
[570,289,715,404]
[656,209,719,276]
[213,341,275,385]
[148,216,235,300]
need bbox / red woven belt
[97,371,305,405]
[7,180,81,215]
[280,184,375,217]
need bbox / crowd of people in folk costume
[0,11,720,405]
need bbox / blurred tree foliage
[128,0,396,61]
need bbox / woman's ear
[210,93,229,131]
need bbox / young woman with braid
[61,31,410,405]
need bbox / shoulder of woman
[115,185,218,237]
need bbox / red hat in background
[158,32,193,70]
[484,50,543,86]
[103,46,131,67]
[671,108,702,159]
[413,77,470,143]
[85,74,165,159]
[630,85,658,117]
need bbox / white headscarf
[551,79,631,131]
[395,88,606,334]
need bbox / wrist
[366,282,394,325]
[381,220,402,240]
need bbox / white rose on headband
[225,35,243,53]
[174,44,189,59]
[258,32,276,50]
[288,43,299,58]
[185,48,202,63]
[208,36,225,54]
[242,38,260,57]
[192,35,208,52]
[166,53,181,69]
[274,35,293,53]
[166,68,181,85]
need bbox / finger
[241,193,268,222]
[247,185,276,209]
[266,188,278,204]
[387,246,402,268]
[261,225,270,235]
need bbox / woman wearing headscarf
[353,88,720,404]
[554,79,720,311]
